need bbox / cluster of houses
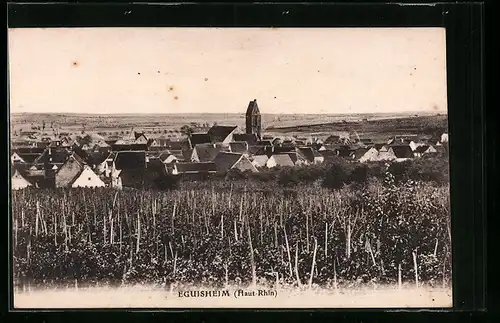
[10,100,449,190]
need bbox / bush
[322,162,350,189]
[277,167,301,187]
[350,164,369,184]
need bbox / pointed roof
[190,133,212,146]
[415,145,431,154]
[213,152,244,173]
[70,165,105,188]
[114,151,146,170]
[193,143,230,162]
[33,148,70,165]
[11,169,32,190]
[207,125,237,143]
[175,162,217,173]
[392,145,414,159]
[229,141,249,154]
[251,155,269,167]
[233,133,259,144]
[246,99,260,117]
[351,147,370,160]
[248,145,266,156]
[134,131,146,140]
[297,147,316,163]
[270,154,295,167]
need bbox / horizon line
[10,110,447,116]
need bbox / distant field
[9,112,447,141]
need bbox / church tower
[246,99,262,140]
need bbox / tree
[277,167,300,187]
[322,162,349,189]
[350,164,369,184]
[180,125,194,137]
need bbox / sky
[8,27,448,115]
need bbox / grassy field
[9,112,446,141]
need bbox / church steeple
[246,99,261,140]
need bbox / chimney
[254,99,257,102]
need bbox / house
[349,148,370,161]
[11,169,32,190]
[111,140,148,151]
[358,147,380,163]
[158,151,179,164]
[257,140,273,147]
[208,125,238,144]
[54,152,90,188]
[113,151,147,171]
[391,145,414,162]
[213,152,258,174]
[324,135,341,145]
[110,165,122,189]
[93,141,111,154]
[339,137,354,146]
[297,147,324,164]
[11,152,25,164]
[229,141,250,155]
[33,148,71,171]
[171,162,218,179]
[377,145,397,161]
[233,133,259,145]
[388,135,419,150]
[273,146,297,154]
[337,146,355,159]
[191,143,230,162]
[165,139,191,151]
[319,149,338,162]
[134,133,148,145]
[282,139,296,147]
[389,138,417,151]
[248,145,267,156]
[441,133,449,143]
[70,165,106,188]
[266,154,295,168]
[190,133,212,147]
[251,155,269,168]
[414,145,438,157]
[112,151,147,188]
[88,151,109,165]
[154,136,170,147]
[287,152,309,166]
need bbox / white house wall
[72,167,106,188]
[266,156,277,168]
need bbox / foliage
[12,180,451,289]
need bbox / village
[10,99,449,190]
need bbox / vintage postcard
[9,27,451,308]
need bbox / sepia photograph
[9,27,451,308]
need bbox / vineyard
[11,174,451,291]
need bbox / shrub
[277,167,301,187]
[322,162,350,189]
[349,164,369,184]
